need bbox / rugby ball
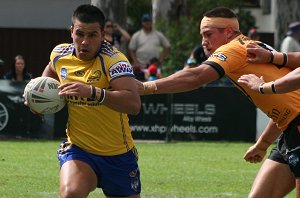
[24,77,66,114]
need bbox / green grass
[0,140,296,198]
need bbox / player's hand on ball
[24,77,66,114]
[58,82,92,98]
[23,78,40,114]
[23,96,42,115]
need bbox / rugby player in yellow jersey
[137,7,300,198]
[35,4,141,198]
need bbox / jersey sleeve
[204,42,247,75]
[49,43,73,71]
[207,45,246,74]
[104,52,135,82]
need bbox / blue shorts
[269,116,300,178]
[57,142,141,196]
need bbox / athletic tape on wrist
[91,85,96,99]
[260,81,276,94]
[98,89,106,103]
[143,81,157,95]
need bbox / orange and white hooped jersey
[50,41,135,156]
[203,34,300,131]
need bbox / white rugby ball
[24,77,66,114]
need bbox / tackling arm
[143,63,220,95]
[238,67,300,94]
[247,42,300,69]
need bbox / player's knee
[248,190,264,198]
[60,185,88,198]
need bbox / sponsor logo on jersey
[87,70,101,82]
[109,61,133,78]
[211,53,227,61]
[75,70,85,77]
[60,68,68,80]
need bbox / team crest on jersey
[109,61,133,78]
[75,70,85,77]
[87,70,101,82]
[60,68,68,80]
[289,154,299,167]
[211,53,227,61]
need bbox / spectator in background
[280,21,300,53]
[145,57,162,81]
[183,45,232,86]
[3,55,32,81]
[247,28,260,41]
[129,13,171,81]
[104,18,131,55]
[146,64,158,81]
[183,45,207,70]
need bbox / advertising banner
[130,86,257,142]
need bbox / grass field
[0,140,296,198]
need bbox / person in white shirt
[129,14,170,81]
[280,21,300,53]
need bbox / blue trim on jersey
[98,54,107,76]
[100,41,117,57]
[109,74,135,83]
[53,44,73,68]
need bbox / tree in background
[95,0,258,76]
[148,0,256,75]
[91,0,127,26]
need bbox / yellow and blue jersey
[50,41,135,156]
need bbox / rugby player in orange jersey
[137,7,300,198]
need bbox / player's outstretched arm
[238,67,300,94]
[247,42,300,69]
[237,74,265,93]
[246,42,271,64]
[141,64,219,95]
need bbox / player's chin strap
[143,81,157,95]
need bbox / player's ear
[225,26,235,39]
[70,25,74,35]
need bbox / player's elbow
[129,97,141,115]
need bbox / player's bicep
[110,76,137,93]
[195,63,223,83]
[42,62,59,81]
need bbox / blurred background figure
[146,64,158,81]
[183,45,207,70]
[3,55,31,81]
[129,13,170,81]
[104,18,131,55]
[247,28,260,41]
[145,58,162,81]
[280,21,300,52]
